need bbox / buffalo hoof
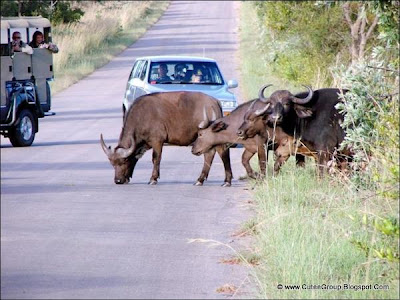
[194,181,203,186]
[148,180,158,185]
[221,182,231,187]
[238,174,249,180]
[257,173,266,180]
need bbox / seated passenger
[11,31,33,55]
[156,63,172,83]
[173,63,187,81]
[191,67,204,83]
[29,31,59,53]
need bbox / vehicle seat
[184,70,193,81]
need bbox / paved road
[1,1,255,299]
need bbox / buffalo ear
[211,120,228,132]
[294,105,313,118]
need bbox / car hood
[144,84,236,101]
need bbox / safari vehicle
[1,16,55,147]
[122,56,238,118]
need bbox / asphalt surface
[1,1,256,299]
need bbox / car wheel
[9,109,36,147]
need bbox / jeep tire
[9,109,36,147]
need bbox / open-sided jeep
[1,16,55,147]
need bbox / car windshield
[148,61,224,85]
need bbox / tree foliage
[0,0,84,24]
[253,1,349,86]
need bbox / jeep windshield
[148,61,224,85]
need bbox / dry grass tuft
[216,284,237,295]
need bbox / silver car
[122,55,238,117]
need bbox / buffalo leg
[195,147,217,186]
[216,145,233,187]
[295,154,306,167]
[257,143,267,177]
[317,150,329,177]
[242,148,257,179]
[149,142,163,185]
[274,155,289,174]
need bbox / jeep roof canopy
[1,16,52,48]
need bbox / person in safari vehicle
[11,31,33,54]
[29,31,59,53]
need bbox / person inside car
[29,31,59,53]
[11,31,33,55]
[191,67,204,83]
[157,63,172,82]
[173,63,188,81]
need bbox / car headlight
[221,101,236,108]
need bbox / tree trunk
[342,2,379,65]
[17,0,22,17]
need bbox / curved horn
[258,84,273,103]
[292,85,313,104]
[198,106,209,129]
[115,136,136,159]
[210,108,217,122]
[249,99,258,110]
[100,134,112,158]
[255,103,271,117]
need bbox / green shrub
[253,1,349,87]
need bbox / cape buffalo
[191,99,302,178]
[100,91,232,186]
[237,85,350,175]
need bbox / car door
[132,60,149,100]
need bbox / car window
[148,61,224,85]
[129,60,142,80]
[131,60,145,79]
[139,61,148,81]
[128,61,138,80]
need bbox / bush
[253,1,349,87]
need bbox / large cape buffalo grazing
[237,85,350,175]
[100,91,232,186]
[191,99,300,178]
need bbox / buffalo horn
[258,84,273,103]
[292,85,313,104]
[198,106,209,129]
[249,99,258,110]
[100,134,112,158]
[210,108,217,122]
[116,136,136,158]
[255,103,271,116]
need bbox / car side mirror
[227,79,238,89]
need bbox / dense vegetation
[1,0,84,24]
[239,1,399,299]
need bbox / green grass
[245,157,399,299]
[239,2,399,299]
